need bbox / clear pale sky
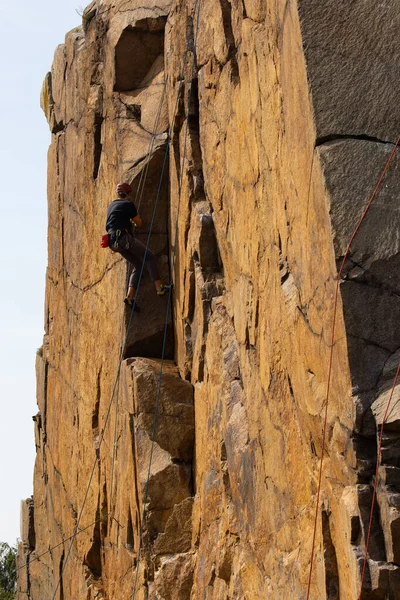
[0,0,87,545]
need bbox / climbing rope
[31,87,166,580]
[130,2,202,598]
[306,135,400,599]
[357,363,400,598]
[107,76,169,533]
[134,77,168,212]
[130,282,174,599]
[50,58,173,600]
[16,516,107,572]
[108,376,121,529]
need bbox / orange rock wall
[17,1,400,599]
[166,2,353,597]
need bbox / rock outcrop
[17,1,399,599]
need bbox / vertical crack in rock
[26,552,31,600]
[352,434,377,484]
[128,411,142,553]
[101,481,108,541]
[179,65,225,382]
[93,112,104,179]
[219,0,239,83]
[187,77,205,203]
[59,549,65,600]
[322,510,340,599]
[126,506,135,552]
[26,499,36,553]
[124,148,173,360]
[84,501,102,578]
[93,369,101,446]
[172,82,185,195]
[221,441,233,507]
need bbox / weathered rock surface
[298,0,400,142]
[17,0,400,599]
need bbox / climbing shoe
[157,284,172,296]
[124,297,140,312]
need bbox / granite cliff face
[17,1,400,599]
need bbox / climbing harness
[111,228,129,250]
[101,227,129,250]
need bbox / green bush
[0,543,17,599]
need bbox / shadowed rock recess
[17,1,399,599]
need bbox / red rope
[357,363,400,599]
[306,135,400,599]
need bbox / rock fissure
[340,270,400,300]
[348,333,399,356]
[316,133,396,148]
[63,260,123,293]
[58,550,65,600]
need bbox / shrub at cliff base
[0,543,16,600]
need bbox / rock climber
[105,182,168,309]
